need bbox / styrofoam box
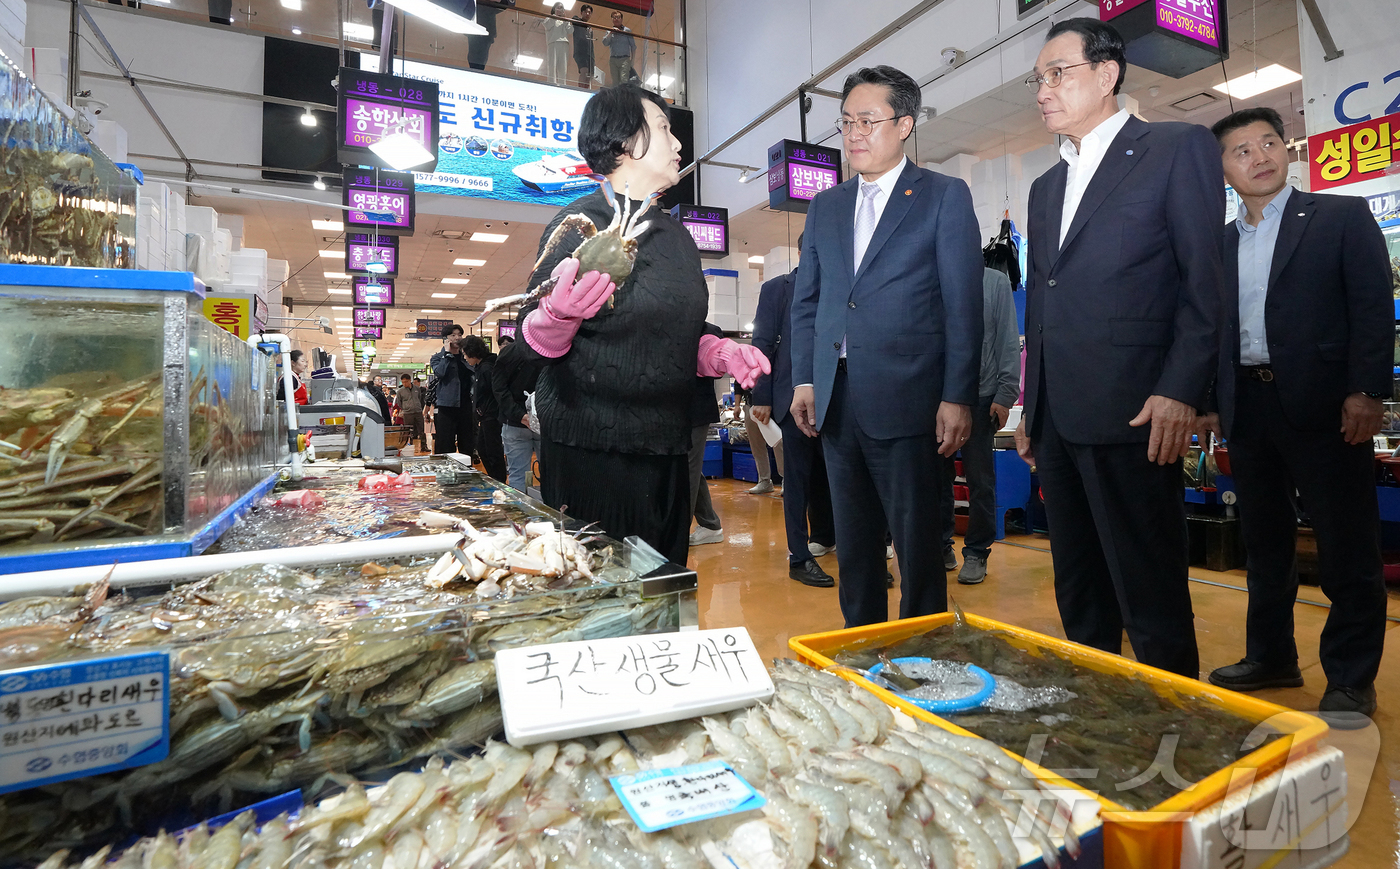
[268,259,289,288]
[186,205,219,236]
[167,231,188,271]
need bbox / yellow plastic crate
[790,612,1329,869]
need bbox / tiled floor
[689,477,1400,868]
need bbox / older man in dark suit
[1199,107,1392,728]
[790,65,983,628]
[751,252,837,588]
[1014,19,1225,677]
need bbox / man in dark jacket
[464,336,507,481]
[493,337,542,491]
[687,323,725,546]
[1200,107,1392,728]
[430,325,475,458]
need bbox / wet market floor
[688,476,1400,868]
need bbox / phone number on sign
[1158,7,1216,40]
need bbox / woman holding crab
[516,84,769,565]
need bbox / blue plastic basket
[867,656,997,713]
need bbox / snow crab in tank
[471,177,659,324]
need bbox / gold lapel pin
[904,189,912,195]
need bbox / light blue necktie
[853,181,880,273]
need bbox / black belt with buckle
[836,358,848,373]
[1241,365,1275,382]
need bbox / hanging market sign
[343,169,415,236]
[336,66,440,172]
[767,139,841,214]
[352,339,376,352]
[413,318,455,339]
[345,234,400,277]
[353,276,396,307]
[671,204,729,259]
[354,308,386,327]
[1307,112,1400,191]
[354,326,383,339]
[1101,0,1227,79]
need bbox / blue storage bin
[732,452,759,483]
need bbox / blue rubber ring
[867,657,997,713]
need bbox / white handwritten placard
[1180,745,1349,869]
[611,760,765,832]
[494,627,774,747]
[0,651,170,795]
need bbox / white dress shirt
[1059,108,1131,246]
[852,155,908,271]
[1236,185,1293,365]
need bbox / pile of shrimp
[38,659,1086,869]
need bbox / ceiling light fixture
[300,107,317,127]
[470,232,508,243]
[318,250,342,258]
[441,278,471,285]
[342,22,375,41]
[313,177,327,191]
[313,219,344,231]
[370,129,436,171]
[747,255,764,264]
[365,258,389,274]
[513,55,544,71]
[431,292,458,298]
[382,0,487,34]
[737,166,760,184]
[452,258,487,266]
[324,271,351,280]
[291,26,302,34]
[1212,64,1303,100]
[332,306,351,311]
[280,0,301,8]
[328,289,352,295]
[420,309,443,313]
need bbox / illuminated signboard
[767,139,842,214]
[343,168,415,236]
[336,66,440,172]
[354,307,386,327]
[352,339,376,352]
[671,204,729,259]
[353,276,396,306]
[354,326,383,339]
[1107,0,1228,78]
[497,319,518,342]
[345,234,399,276]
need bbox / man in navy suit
[790,65,984,627]
[1014,19,1224,677]
[1199,107,1391,728]
[752,248,838,588]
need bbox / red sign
[1308,112,1400,191]
[1101,0,1150,19]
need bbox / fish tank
[0,537,692,864]
[0,50,137,268]
[0,265,281,574]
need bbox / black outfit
[689,324,724,534]
[940,394,997,557]
[520,187,708,565]
[1217,190,1392,690]
[572,15,595,87]
[473,353,508,482]
[750,270,835,567]
[466,2,502,70]
[430,351,476,457]
[493,339,541,428]
[1024,116,1225,677]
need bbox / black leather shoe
[1319,684,1376,730]
[886,570,894,589]
[789,560,834,588]
[1207,659,1304,691]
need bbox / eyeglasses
[1023,61,1095,92]
[835,115,906,137]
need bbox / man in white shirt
[1014,19,1225,677]
[789,65,983,627]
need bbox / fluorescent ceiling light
[1212,64,1302,100]
[280,0,301,8]
[324,271,350,279]
[547,0,575,9]
[332,306,351,310]
[441,277,471,285]
[470,232,508,243]
[431,293,458,298]
[421,309,443,313]
[319,250,342,258]
[645,74,674,89]
[513,55,544,71]
[371,130,436,171]
[329,289,352,295]
[748,255,765,264]
[291,27,302,34]
[383,0,487,33]
[453,257,487,267]
[313,219,344,231]
[334,317,352,322]
[313,177,327,191]
[343,22,375,41]
[300,108,317,127]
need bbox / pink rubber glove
[697,334,772,390]
[522,258,617,358]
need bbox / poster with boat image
[362,57,597,208]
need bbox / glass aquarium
[0,51,137,268]
[0,266,281,571]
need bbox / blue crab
[471,178,658,324]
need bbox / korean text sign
[346,234,399,276]
[0,652,169,795]
[671,204,729,258]
[337,66,440,173]
[343,169,415,236]
[361,56,593,208]
[494,627,774,746]
[1308,111,1400,190]
[354,308,386,327]
[1154,0,1219,48]
[353,276,396,306]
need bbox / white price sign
[611,760,765,832]
[0,652,170,795]
[495,628,774,747]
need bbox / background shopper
[601,10,635,86]
[396,373,425,452]
[544,3,571,86]
[430,324,477,458]
[493,335,542,490]
[464,336,507,481]
[572,4,596,88]
[688,324,725,547]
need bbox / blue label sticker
[610,759,766,833]
[0,651,170,795]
